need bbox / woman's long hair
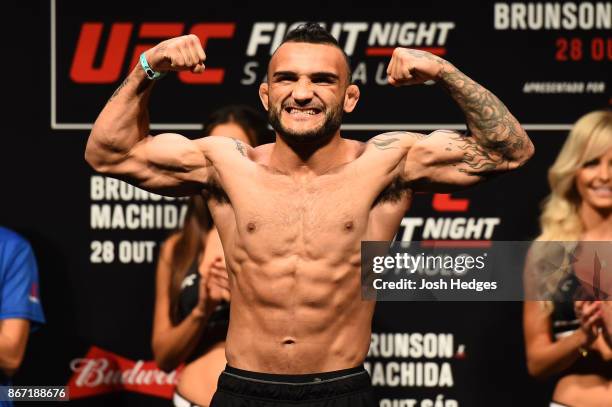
[532,110,612,308]
[539,110,612,241]
[167,105,269,324]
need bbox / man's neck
[270,132,349,176]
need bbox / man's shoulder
[249,143,275,166]
[253,143,274,154]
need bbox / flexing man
[85,23,533,406]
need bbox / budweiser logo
[67,346,180,399]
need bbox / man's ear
[343,84,360,113]
[259,82,269,111]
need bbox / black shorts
[210,365,375,407]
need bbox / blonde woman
[524,110,612,407]
[152,105,269,407]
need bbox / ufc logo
[70,22,236,84]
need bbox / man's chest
[233,177,371,236]
[210,182,409,262]
[208,152,408,245]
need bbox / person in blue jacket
[0,227,45,406]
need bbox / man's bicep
[366,131,427,178]
[402,130,504,191]
[107,133,214,196]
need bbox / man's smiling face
[261,41,357,143]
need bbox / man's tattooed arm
[437,64,533,166]
[105,75,155,136]
[88,60,159,164]
[450,134,505,174]
[365,58,533,190]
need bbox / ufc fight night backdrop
[2,0,610,405]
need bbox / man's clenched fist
[386,48,448,86]
[144,35,206,73]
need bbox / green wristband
[139,52,166,80]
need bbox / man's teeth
[288,108,318,115]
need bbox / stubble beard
[268,103,343,145]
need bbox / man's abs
[224,259,376,374]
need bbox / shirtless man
[85,23,534,407]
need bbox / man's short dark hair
[280,22,352,83]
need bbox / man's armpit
[203,172,230,204]
[373,176,411,206]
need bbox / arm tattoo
[234,139,247,156]
[450,135,505,175]
[406,49,441,63]
[369,132,428,150]
[109,77,129,102]
[439,65,530,162]
[369,137,400,150]
[108,75,153,103]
